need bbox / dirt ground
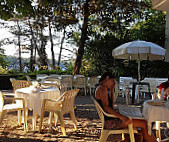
[0,94,168,142]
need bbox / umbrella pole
[138,60,140,82]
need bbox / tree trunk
[28,19,35,71]
[165,12,169,62]
[37,28,48,67]
[36,15,48,67]
[73,0,89,75]
[17,20,22,72]
[48,18,56,69]
[58,27,66,68]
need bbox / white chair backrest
[73,76,86,86]
[92,98,105,127]
[44,77,61,86]
[36,74,48,80]
[73,75,85,79]
[11,80,32,92]
[61,75,73,78]
[58,89,79,114]
[61,76,73,87]
[49,74,62,79]
[95,76,101,84]
[87,77,97,86]
[92,97,117,127]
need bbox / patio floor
[0,91,168,142]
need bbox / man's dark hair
[99,72,115,83]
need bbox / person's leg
[119,119,157,142]
[132,119,157,142]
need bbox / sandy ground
[0,92,168,142]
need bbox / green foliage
[7,69,21,75]
[83,33,122,76]
[0,55,9,69]
[0,42,9,69]
[0,67,8,74]
[129,10,165,47]
[0,0,167,79]
[16,76,26,80]
[0,0,33,20]
[63,62,73,75]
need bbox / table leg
[137,85,140,103]
[132,84,136,104]
[32,111,38,131]
[156,121,161,141]
[148,84,151,99]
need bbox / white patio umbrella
[151,0,169,12]
[112,40,166,82]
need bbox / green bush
[6,69,20,75]
[16,76,27,80]
[0,67,8,74]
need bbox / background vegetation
[0,0,169,79]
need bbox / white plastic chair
[114,81,130,105]
[92,97,137,142]
[42,76,61,89]
[10,79,32,126]
[73,76,87,96]
[86,77,97,96]
[61,75,73,90]
[10,79,32,93]
[36,74,48,81]
[119,77,133,97]
[139,79,157,101]
[0,91,27,132]
[49,74,62,80]
[39,89,79,136]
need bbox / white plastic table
[15,86,60,131]
[143,100,169,141]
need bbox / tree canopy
[0,0,168,77]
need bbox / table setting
[15,82,60,131]
[142,92,169,141]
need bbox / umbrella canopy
[151,0,169,12]
[112,40,166,82]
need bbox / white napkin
[29,85,40,93]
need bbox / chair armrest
[102,111,117,118]
[44,98,62,103]
[4,97,26,108]
[42,98,62,106]
[4,97,25,101]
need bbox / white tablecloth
[143,100,169,135]
[15,86,60,116]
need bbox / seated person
[95,72,157,142]
[157,71,169,100]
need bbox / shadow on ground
[0,95,168,142]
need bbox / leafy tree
[0,41,9,69]
[72,0,149,74]
[129,9,165,47]
[0,0,34,72]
